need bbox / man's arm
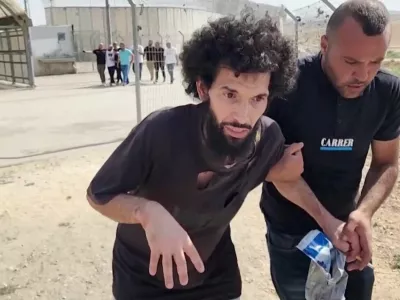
[86,112,160,221]
[345,81,400,270]
[274,179,335,227]
[262,123,350,252]
[343,138,399,271]
[87,192,159,226]
[267,155,350,253]
[357,139,399,217]
[86,110,205,287]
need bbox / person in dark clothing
[154,41,166,83]
[86,11,352,300]
[144,40,156,81]
[113,42,122,85]
[261,1,399,299]
[84,43,107,86]
[106,44,116,86]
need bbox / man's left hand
[342,209,373,271]
[321,216,353,254]
[265,143,304,182]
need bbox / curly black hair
[180,9,298,100]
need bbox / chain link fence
[285,1,335,57]
[127,1,336,121]
[48,0,337,122]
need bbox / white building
[41,0,282,53]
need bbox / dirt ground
[1,69,400,299]
[0,143,400,300]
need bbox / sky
[17,0,400,26]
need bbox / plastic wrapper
[297,230,348,300]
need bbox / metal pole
[283,6,299,59]
[321,0,336,11]
[24,0,29,16]
[23,22,35,87]
[294,20,299,58]
[49,0,55,25]
[127,0,142,123]
[105,0,112,44]
[5,30,15,84]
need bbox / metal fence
[0,26,34,86]
[284,0,336,57]
[63,0,337,123]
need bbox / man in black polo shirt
[144,40,156,81]
[83,43,107,86]
[113,42,123,85]
[262,1,400,299]
[154,41,166,83]
[86,11,352,300]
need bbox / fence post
[321,0,336,11]
[278,5,285,35]
[282,5,299,58]
[178,30,184,46]
[157,32,163,45]
[127,0,142,123]
[105,0,112,44]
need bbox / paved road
[0,70,190,166]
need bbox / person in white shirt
[164,42,178,84]
[132,44,144,80]
[106,44,116,86]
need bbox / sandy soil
[1,143,400,300]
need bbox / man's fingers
[173,250,189,286]
[347,259,362,271]
[184,242,205,274]
[343,220,357,234]
[149,251,160,276]
[356,228,372,270]
[335,239,350,253]
[285,142,304,155]
[162,254,174,289]
[346,231,361,262]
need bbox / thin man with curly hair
[86,11,351,300]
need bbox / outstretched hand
[140,202,205,289]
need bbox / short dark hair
[326,0,390,36]
[180,9,298,100]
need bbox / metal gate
[0,25,34,86]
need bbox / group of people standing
[84,42,134,86]
[144,40,179,84]
[86,40,178,86]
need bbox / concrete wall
[30,25,74,58]
[45,7,222,53]
[29,25,75,76]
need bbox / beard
[203,109,259,160]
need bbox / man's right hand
[321,215,362,258]
[139,201,205,289]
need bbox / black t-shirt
[93,49,106,65]
[144,46,156,61]
[113,49,120,66]
[88,102,285,300]
[262,54,400,235]
[154,47,165,63]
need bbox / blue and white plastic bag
[297,230,348,300]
